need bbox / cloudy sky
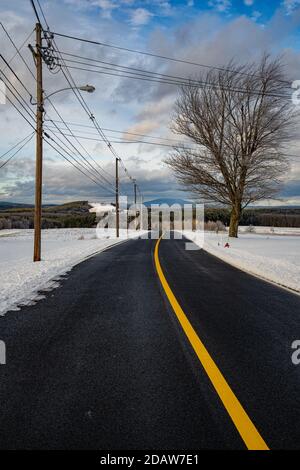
[1,0,300,205]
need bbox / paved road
[0,236,299,449]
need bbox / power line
[2,69,298,162]
[0,132,35,160]
[29,0,141,190]
[29,2,122,193]
[59,52,291,99]
[36,0,50,30]
[0,54,131,197]
[45,119,189,143]
[0,74,116,192]
[41,128,300,160]
[59,62,290,99]
[0,23,35,76]
[30,0,42,25]
[0,132,35,169]
[45,124,300,157]
[50,34,138,187]
[43,133,118,193]
[51,30,291,85]
[0,54,34,100]
[45,99,116,187]
[44,131,116,194]
[47,129,193,149]
[0,88,36,130]
[0,28,115,192]
[60,52,208,86]
[0,74,36,126]
[44,121,116,193]
[44,97,127,194]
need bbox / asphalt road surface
[0,236,299,450]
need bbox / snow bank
[186,230,300,293]
[89,203,115,214]
[238,226,300,236]
[0,229,126,316]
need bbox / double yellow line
[154,236,269,450]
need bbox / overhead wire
[0,132,35,169]
[0,54,117,193]
[44,120,117,194]
[0,132,35,161]
[0,23,35,76]
[45,119,190,143]
[59,62,291,100]
[30,0,140,192]
[45,98,116,187]
[50,30,292,86]
[2,2,118,195]
[43,134,118,194]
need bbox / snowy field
[194,229,300,293]
[0,229,126,316]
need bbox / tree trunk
[229,203,241,238]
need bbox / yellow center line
[154,235,269,451]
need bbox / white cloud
[283,0,300,14]
[208,0,232,13]
[90,0,117,18]
[130,7,153,26]
[244,0,254,6]
[251,10,262,21]
[64,0,118,17]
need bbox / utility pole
[133,180,137,205]
[132,179,137,230]
[115,157,119,238]
[33,23,43,262]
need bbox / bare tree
[166,55,295,237]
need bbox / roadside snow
[238,226,300,236]
[89,203,115,214]
[1,226,299,316]
[0,228,126,316]
[186,229,300,292]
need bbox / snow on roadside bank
[186,230,300,293]
[0,229,126,316]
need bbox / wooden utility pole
[115,157,119,238]
[33,23,43,262]
[133,180,137,205]
[132,179,137,230]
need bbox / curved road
[0,236,299,449]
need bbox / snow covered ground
[187,228,300,293]
[0,228,127,316]
[89,202,115,214]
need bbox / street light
[30,85,96,105]
[44,84,95,100]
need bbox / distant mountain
[0,201,60,211]
[250,205,300,209]
[0,201,34,210]
[143,198,193,207]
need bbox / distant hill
[143,198,193,207]
[0,201,34,210]
[0,201,58,210]
[0,201,96,229]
